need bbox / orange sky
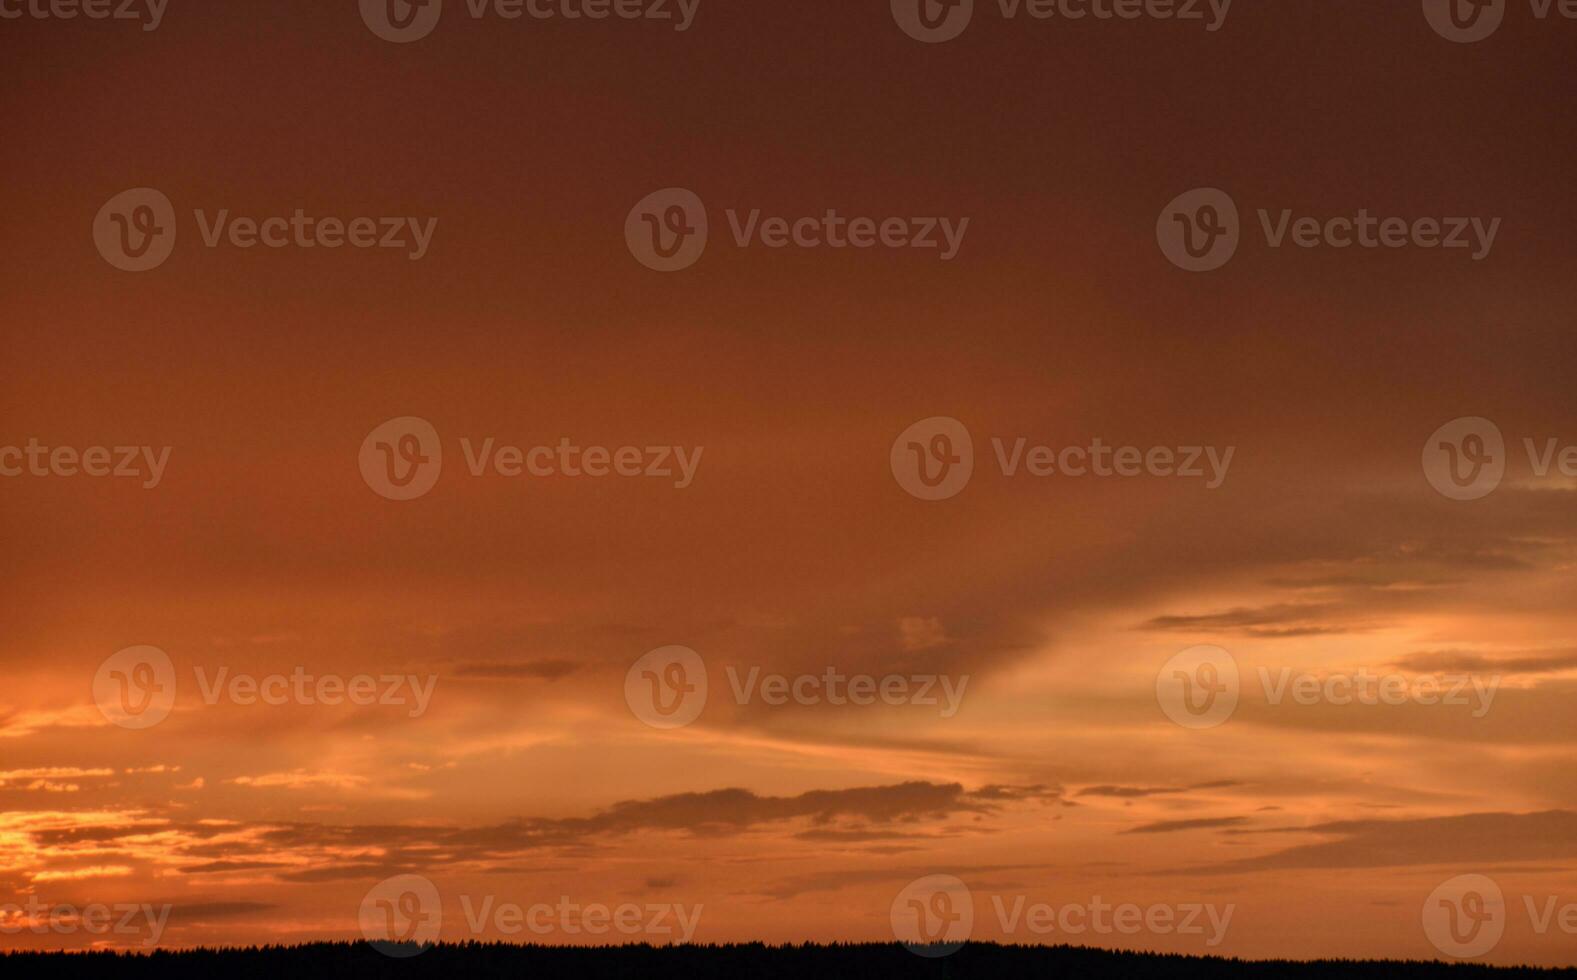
[3,0,1577,967]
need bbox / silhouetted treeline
[3,941,1573,979]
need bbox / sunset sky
[3,0,1577,967]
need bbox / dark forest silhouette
[3,942,1574,979]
